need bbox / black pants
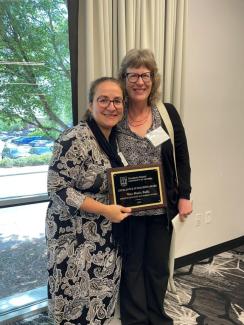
[120,214,173,325]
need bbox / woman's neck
[127,100,152,130]
[128,101,150,117]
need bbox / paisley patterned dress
[46,121,121,325]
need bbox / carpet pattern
[164,245,244,324]
[13,245,244,324]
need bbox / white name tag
[146,126,170,147]
[118,152,128,166]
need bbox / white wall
[175,0,244,257]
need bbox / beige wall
[175,0,244,257]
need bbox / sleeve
[47,130,87,216]
[164,103,192,199]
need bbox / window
[0,0,72,321]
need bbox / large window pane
[0,202,48,299]
[0,0,72,197]
[0,166,47,200]
[0,0,72,320]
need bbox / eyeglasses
[96,96,124,109]
[125,72,153,83]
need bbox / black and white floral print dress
[46,121,121,325]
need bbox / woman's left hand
[178,198,193,222]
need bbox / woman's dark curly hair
[118,49,161,106]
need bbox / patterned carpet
[164,244,244,324]
[13,244,244,325]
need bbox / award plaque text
[107,163,167,211]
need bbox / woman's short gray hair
[118,49,161,105]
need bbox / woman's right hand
[81,197,131,223]
[103,205,132,223]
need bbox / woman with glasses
[117,49,192,324]
[46,77,131,324]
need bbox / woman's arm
[164,103,191,199]
[47,131,87,216]
[164,104,193,220]
[48,127,131,221]
[81,197,131,223]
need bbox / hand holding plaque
[107,163,167,212]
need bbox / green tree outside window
[0,0,72,140]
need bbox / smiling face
[125,66,153,105]
[89,80,124,138]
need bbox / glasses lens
[126,73,137,82]
[113,98,123,108]
[97,97,109,107]
[97,97,123,109]
[141,73,151,82]
[126,72,152,83]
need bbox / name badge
[146,126,170,147]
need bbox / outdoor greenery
[0,153,52,167]
[0,0,72,140]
